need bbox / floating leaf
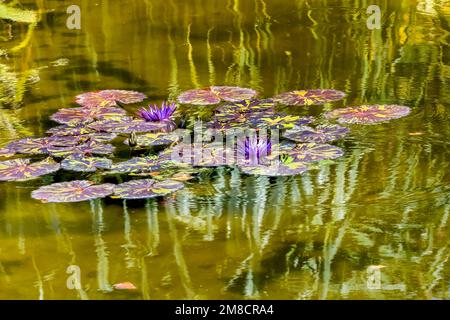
[31,180,115,203]
[273,89,346,106]
[6,136,79,155]
[0,158,60,182]
[285,143,344,162]
[124,130,186,148]
[113,179,184,199]
[61,155,112,173]
[160,142,230,167]
[0,147,15,158]
[250,114,315,129]
[239,160,308,177]
[88,117,169,134]
[108,157,162,174]
[324,105,411,124]
[46,124,96,136]
[211,110,274,129]
[210,86,258,102]
[76,90,147,108]
[177,89,221,105]
[50,106,126,125]
[47,141,115,157]
[215,99,275,114]
[178,86,257,105]
[284,124,350,143]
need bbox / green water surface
[0,0,449,299]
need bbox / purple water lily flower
[237,136,272,164]
[138,101,177,122]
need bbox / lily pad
[31,180,115,203]
[108,157,162,174]
[324,105,411,124]
[7,136,80,155]
[177,89,221,105]
[76,90,147,108]
[178,86,257,105]
[215,99,274,114]
[51,106,126,125]
[284,143,344,162]
[113,179,184,199]
[211,110,274,129]
[284,124,350,143]
[0,147,15,158]
[124,130,185,148]
[238,159,308,177]
[210,86,258,102]
[61,155,112,173]
[273,89,346,106]
[47,141,115,157]
[249,114,315,129]
[88,117,169,134]
[46,124,95,136]
[0,158,60,182]
[160,142,230,167]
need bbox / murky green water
[0,0,449,300]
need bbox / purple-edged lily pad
[249,114,315,129]
[324,105,411,124]
[113,179,184,199]
[47,141,115,157]
[238,159,308,177]
[284,124,350,143]
[210,86,258,102]
[178,86,257,105]
[88,117,169,134]
[0,158,60,182]
[273,89,346,106]
[108,157,162,174]
[211,110,274,129]
[31,180,115,203]
[7,136,80,155]
[46,124,96,136]
[61,155,113,172]
[215,99,275,114]
[76,90,147,108]
[177,89,221,105]
[0,147,15,158]
[51,106,126,125]
[285,143,344,162]
[160,142,230,167]
[124,130,185,148]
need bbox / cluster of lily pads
[0,87,411,203]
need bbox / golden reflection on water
[0,0,449,299]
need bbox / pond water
[0,0,449,300]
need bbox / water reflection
[0,0,449,299]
